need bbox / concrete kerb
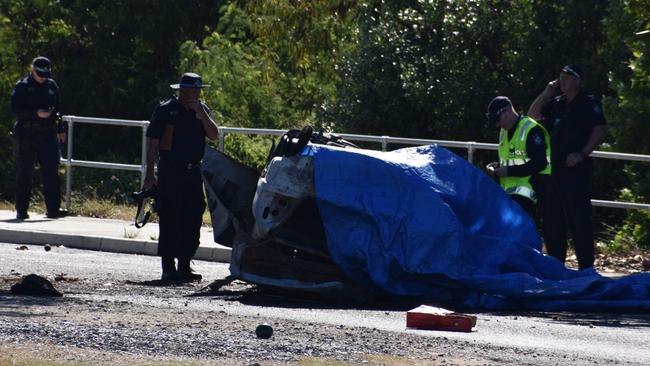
[0,228,231,262]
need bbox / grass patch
[123,227,139,239]
[72,198,134,221]
[0,198,212,226]
[279,355,435,366]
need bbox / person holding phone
[528,65,607,273]
[144,72,219,282]
[10,56,67,220]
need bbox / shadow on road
[188,278,427,312]
[488,310,650,328]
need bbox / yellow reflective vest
[498,116,551,203]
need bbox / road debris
[10,274,63,297]
[406,305,476,332]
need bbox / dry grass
[0,342,220,366]
[0,199,212,226]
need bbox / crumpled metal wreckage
[201,127,367,298]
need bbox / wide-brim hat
[32,56,52,78]
[170,72,210,89]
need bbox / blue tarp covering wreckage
[309,144,650,311]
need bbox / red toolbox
[406,305,477,332]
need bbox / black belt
[160,158,201,170]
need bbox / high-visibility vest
[498,116,551,203]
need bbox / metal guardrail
[61,116,149,211]
[62,117,650,211]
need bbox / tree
[0,0,224,199]
[602,0,650,247]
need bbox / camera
[132,186,159,228]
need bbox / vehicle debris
[406,305,476,332]
[10,274,63,297]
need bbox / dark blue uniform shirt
[541,92,606,166]
[146,96,209,163]
[10,74,62,134]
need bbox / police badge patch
[593,104,602,114]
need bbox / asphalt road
[1,242,649,365]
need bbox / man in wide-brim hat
[143,72,219,282]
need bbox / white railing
[61,116,149,211]
[61,116,650,211]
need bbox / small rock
[255,323,273,339]
[642,257,650,271]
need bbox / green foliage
[221,134,272,172]
[612,189,650,249]
[326,0,611,140]
[0,0,223,198]
[602,0,650,248]
[179,1,357,133]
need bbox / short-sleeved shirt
[146,96,209,163]
[11,74,61,133]
[541,92,606,166]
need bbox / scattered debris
[255,323,274,339]
[406,305,476,332]
[16,245,28,251]
[10,274,63,297]
[54,273,79,282]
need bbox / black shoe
[46,210,69,219]
[16,212,29,220]
[177,269,202,282]
[161,270,181,281]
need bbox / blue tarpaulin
[311,144,650,311]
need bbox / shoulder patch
[593,104,602,114]
[534,135,543,145]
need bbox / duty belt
[505,186,536,202]
[160,158,201,170]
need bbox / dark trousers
[543,165,594,269]
[13,133,61,214]
[157,161,206,260]
[511,175,550,240]
[511,194,535,220]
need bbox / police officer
[10,56,67,220]
[485,96,551,223]
[143,72,219,281]
[528,65,607,272]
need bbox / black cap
[32,56,52,78]
[486,96,512,125]
[170,72,210,89]
[561,64,582,79]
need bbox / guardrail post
[218,130,226,152]
[140,123,147,187]
[467,141,475,164]
[381,136,388,151]
[65,117,74,211]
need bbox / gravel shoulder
[1,243,649,366]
